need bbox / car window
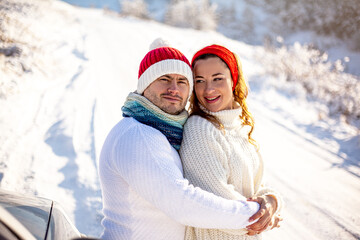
[1,202,48,240]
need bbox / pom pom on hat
[137,38,193,97]
[149,38,170,50]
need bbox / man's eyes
[159,78,188,84]
[178,80,188,85]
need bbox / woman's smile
[204,95,220,103]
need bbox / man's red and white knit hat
[137,38,193,96]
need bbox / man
[99,41,265,240]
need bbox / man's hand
[246,195,279,235]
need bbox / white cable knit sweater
[99,117,261,240]
[180,107,282,240]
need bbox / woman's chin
[204,104,221,112]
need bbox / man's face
[143,74,190,115]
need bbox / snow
[0,0,359,239]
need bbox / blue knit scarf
[121,92,188,150]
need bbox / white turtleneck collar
[198,103,243,129]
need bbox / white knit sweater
[180,107,282,240]
[99,117,261,240]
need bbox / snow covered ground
[0,0,359,239]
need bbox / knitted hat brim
[137,59,193,98]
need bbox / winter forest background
[2,0,360,126]
[0,0,359,239]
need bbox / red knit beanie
[137,38,193,96]
[191,44,238,91]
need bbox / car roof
[0,188,52,210]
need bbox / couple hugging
[99,38,283,240]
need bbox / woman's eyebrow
[212,73,224,77]
[194,75,205,79]
[195,73,225,78]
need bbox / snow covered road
[0,1,359,238]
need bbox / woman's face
[193,57,234,112]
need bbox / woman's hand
[271,214,283,229]
[247,214,282,235]
[246,195,279,235]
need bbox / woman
[180,44,282,240]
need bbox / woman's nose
[204,83,215,94]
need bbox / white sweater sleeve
[110,122,259,229]
[254,153,283,214]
